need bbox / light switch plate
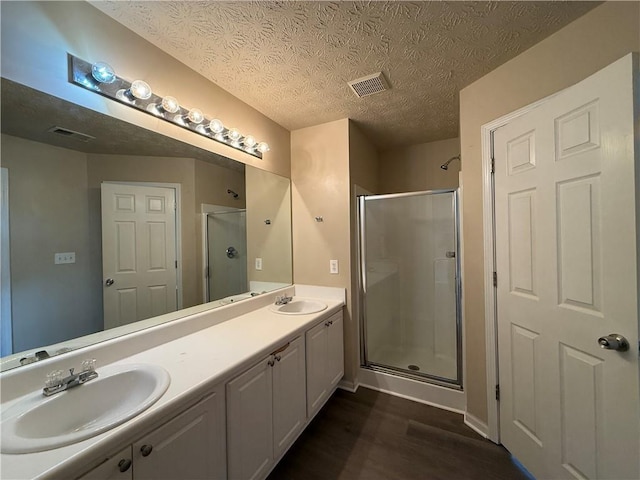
[55,252,76,264]
[330,259,339,274]
[255,257,263,271]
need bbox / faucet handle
[81,358,96,372]
[45,369,64,388]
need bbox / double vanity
[0,285,345,480]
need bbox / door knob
[226,246,238,258]
[105,278,114,287]
[597,333,629,352]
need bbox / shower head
[440,155,461,171]
[227,189,239,199]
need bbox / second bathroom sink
[270,299,327,315]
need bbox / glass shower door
[207,210,247,302]
[359,190,461,387]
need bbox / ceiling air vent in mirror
[348,72,390,98]
[47,126,95,142]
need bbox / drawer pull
[118,459,132,472]
[140,444,153,457]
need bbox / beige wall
[291,119,355,381]
[246,167,292,286]
[348,121,380,384]
[0,1,290,178]
[349,122,380,195]
[460,1,640,424]
[2,134,102,351]
[379,137,460,193]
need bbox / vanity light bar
[67,54,269,159]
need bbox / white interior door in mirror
[494,54,639,479]
[101,183,178,330]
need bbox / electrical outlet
[54,252,76,264]
[330,259,339,274]
[255,257,263,271]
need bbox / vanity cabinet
[79,446,133,480]
[226,336,306,480]
[305,310,344,419]
[78,388,226,480]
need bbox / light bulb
[243,135,256,148]
[257,142,270,153]
[228,128,241,141]
[91,62,116,84]
[130,80,152,100]
[187,108,204,124]
[209,119,224,134]
[117,79,152,103]
[161,96,180,113]
[148,95,180,116]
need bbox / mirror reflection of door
[206,209,247,302]
[101,183,179,329]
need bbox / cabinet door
[78,447,133,480]
[305,320,329,419]
[327,311,344,388]
[272,336,306,459]
[227,357,274,480]
[133,389,226,480]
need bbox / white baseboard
[358,367,465,414]
[338,378,359,393]
[464,412,489,439]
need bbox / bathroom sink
[270,300,327,315]
[1,363,170,454]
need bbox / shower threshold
[364,362,462,390]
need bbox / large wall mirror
[0,79,293,371]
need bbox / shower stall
[358,189,462,388]
[205,209,247,302]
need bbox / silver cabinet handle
[597,333,629,352]
[105,278,114,287]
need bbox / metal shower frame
[357,188,463,389]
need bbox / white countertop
[0,286,344,480]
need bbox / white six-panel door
[101,183,177,330]
[494,54,639,479]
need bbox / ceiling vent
[47,126,95,142]
[348,72,390,98]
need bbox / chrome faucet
[274,295,293,305]
[43,359,98,397]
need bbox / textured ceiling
[90,1,599,149]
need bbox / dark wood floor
[268,387,529,480]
